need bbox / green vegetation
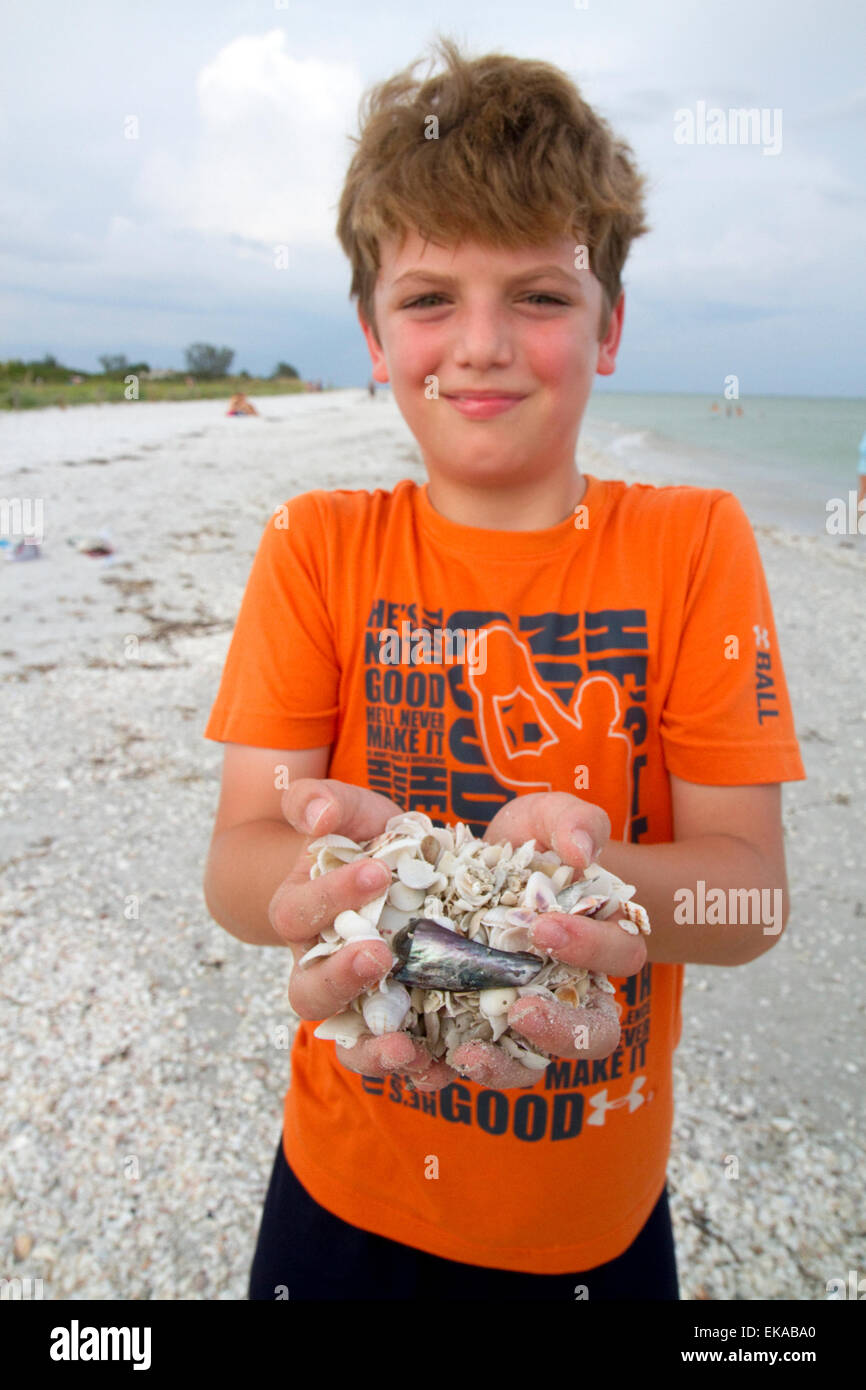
[0,350,311,410]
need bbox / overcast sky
[1,0,863,394]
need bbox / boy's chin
[423,455,549,488]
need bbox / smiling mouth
[443,392,526,420]
[444,392,526,400]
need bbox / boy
[202,36,805,1299]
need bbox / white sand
[0,389,863,1299]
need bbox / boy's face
[358,227,624,495]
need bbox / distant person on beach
[858,429,866,511]
[367,378,376,397]
[227,393,258,416]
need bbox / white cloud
[134,30,363,247]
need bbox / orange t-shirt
[203,473,806,1273]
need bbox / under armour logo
[586,1075,647,1125]
[753,624,770,649]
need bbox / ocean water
[2,389,864,545]
[580,391,866,537]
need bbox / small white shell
[521,870,558,913]
[297,937,343,966]
[620,900,651,934]
[370,836,426,868]
[511,839,537,870]
[308,833,363,855]
[568,894,611,918]
[311,834,365,874]
[554,979,587,1008]
[420,899,453,929]
[429,826,455,854]
[454,822,474,851]
[380,812,435,841]
[419,834,442,864]
[434,849,458,879]
[583,866,638,913]
[313,1010,368,1048]
[361,980,412,1035]
[451,859,494,907]
[333,910,383,942]
[479,905,509,925]
[516,983,558,1002]
[590,971,618,994]
[376,903,417,940]
[488,922,534,953]
[395,851,439,889]
[498,1034,551,1070]
[387,880,426,912]
[491,858,512,892]
[478,987,518,1018]
[357,891,388,927]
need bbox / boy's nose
[451,306,514,368]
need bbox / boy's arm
[598,777,790,966]
[480,781,790,971]
[204,743,332,945]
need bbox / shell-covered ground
[0,391,863,1299]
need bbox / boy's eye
[401,292,570,310]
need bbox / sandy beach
[1,389,863,1300]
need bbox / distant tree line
[0,347,301,382]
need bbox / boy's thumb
[303,796,331,833]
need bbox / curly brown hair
[336,34,650,345]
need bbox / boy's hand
[449,791,646,1087]
[269,780,454,1088]
[270,785,644,1094]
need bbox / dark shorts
[248,1136,679,1301]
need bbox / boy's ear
[357,305,390,384]
[596,291,625,378]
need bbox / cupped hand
[270,780,454,1088]
[451,791,648,1088]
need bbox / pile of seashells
[300,810,650,1073]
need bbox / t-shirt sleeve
[203,493,339,748]
[659,491,806,785]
